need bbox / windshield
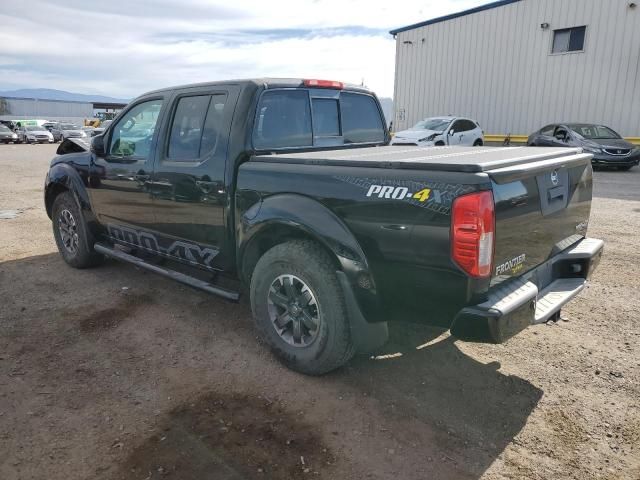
[26,126,45,131]
[411,118,452,131]
[61,124,80,130]
[569,124,621,140]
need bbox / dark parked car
[45,78,603,375]
[528,123,639,170]
[0,124,18,144]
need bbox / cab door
[88,97,166,230]
[149,85,239,272]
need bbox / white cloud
[0,0,485,98]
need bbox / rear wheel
[52,191,103,268]
[250,240,355,375]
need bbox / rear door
[459,119,479,145]
[149,85,239,271]
[447,120,466,145]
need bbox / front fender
[44,157,96,229]
[238,193,384,323]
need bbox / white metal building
[390,0,640,140]
[0,97,93,124]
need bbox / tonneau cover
[252,145,586,173]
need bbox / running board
[94,243,240,302]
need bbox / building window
[552,26,586,54]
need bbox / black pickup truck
[44,78,603,374]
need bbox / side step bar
[94,243,240,302]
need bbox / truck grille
[603,148,631,156]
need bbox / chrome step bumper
[451,237,604,343]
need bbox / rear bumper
[451,237,604,343]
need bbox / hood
[581,137,634,149]
[62,129,84,134]
[28,130,50,135]
[393,129,442,141]
[55,137,90,156]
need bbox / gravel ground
[0,144,638,480]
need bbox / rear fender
[238,193,384,324]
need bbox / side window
[340,92,384,144]
[450,120,465,133]
[166,94,229,162]
[200,94,228,157]
[311,98,340,137]
[460,120,477,132]
[541,125,555,136]
[109,99,163,159]
[253,90,312,149]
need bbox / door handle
[133,172,150,182]
[195,180,217,193]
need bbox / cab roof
[141,78,374,97]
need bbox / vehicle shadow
[0,252,542,480]
[336,320,543,478]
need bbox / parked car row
[391,116,638,170]
[0,122,89,144]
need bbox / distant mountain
[0,88,129,104]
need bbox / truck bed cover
[252,145,588,173]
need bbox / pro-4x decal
[107,224,219,269]
[334,175,476,214]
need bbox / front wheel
[250,240,355,375]
[473,139,483,146]
[52,191,104,268]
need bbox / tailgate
[488,151,593,285]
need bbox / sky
[0,0,486,99]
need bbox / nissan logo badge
[551,170,559,186]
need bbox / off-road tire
[52,191,103,268]
[250,240,356,375]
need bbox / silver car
[53,123,87,141]
[16,125,54,144]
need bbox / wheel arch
[238,194,369,286]
[45,163,93,221]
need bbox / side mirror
[91,134,106,156]
[449,130,455,136]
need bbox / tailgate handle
[547,186,564,202]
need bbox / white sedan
[391,116,484,147]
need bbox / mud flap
[336,271,389,354]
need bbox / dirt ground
[0,143,638,480]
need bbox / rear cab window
[253,88,385,150]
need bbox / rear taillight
[451,191,495,278]
[303,79,344,89]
